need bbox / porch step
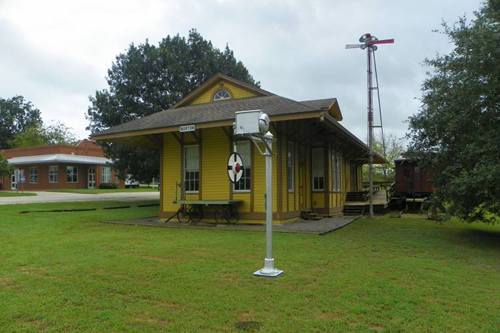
[343,205,365,216]
[301,211,323,220]
[346,191,368,202]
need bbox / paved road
[0,191,160,205]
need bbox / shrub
[99,183,118,189]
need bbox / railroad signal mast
[346,33,394,218]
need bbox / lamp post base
[253,258,284,278]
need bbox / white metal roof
[7,154,112,166]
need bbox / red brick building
[0,140,123,191]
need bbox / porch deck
[343,190,389,215]
[103,215,359,235]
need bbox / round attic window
[213,88,231,101]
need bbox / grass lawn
[46,187,158,194]
[0,191,37,197]
[0,203,499,332]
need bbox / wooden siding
[190,81,257,105]
[160,128,358,221]
[157,77,362,222]
[162,133,181,213]
[201,128,230,200]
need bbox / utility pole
[367,41,375,217]
[346,33,394,218]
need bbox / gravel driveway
[0,191,159,205]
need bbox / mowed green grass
[0,191,37,197]
[46,187,158,194]
[0,203,499,332]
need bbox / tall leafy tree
[0,154,13,179]
[87,29,257,182]
[9,122,78,148]
[0,96,42,149]
[407,0,500,222]
[363,134,405,182]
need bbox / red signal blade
[368,38,395,45]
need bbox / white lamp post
[234,110,283,278]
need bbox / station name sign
[179,124,196,133]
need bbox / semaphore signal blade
[345,44,364,49]
[368,38,395,45]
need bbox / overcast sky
[0,0,482,144]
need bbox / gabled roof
[94,95,322,138]
[300,98,336,109]
[92,74,352,154]
[172,73,273,108]
[90,71,386,163]
[300,98,343,121]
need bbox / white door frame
[11,172,17,190]
[11,168,23,190]
[88,167,96,189]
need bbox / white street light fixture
[234,110,283,278]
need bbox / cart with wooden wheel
[170,200,242,224]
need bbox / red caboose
[394,158,434,198]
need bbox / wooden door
[298,146,307,210]
[350,163,358,191]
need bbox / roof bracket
[171,133,182,145]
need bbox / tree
[0,154,13,179]
[87,29,257,182]
[9,122,78,148]
[363,134,405,182]
[407,0,500,222]
[0,96,42,149]
[43,123,78,145]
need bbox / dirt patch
[369,324,385,332]
[155,300,182,311]
[132,254,188,265]
[15,314,50,330]
[0,277,17,289]
[315,311,344,320]
[17,266,65,282]
[235,321,261,332]
[220,273,241,283]
[132,312,168,327]
[17,266,49,277]
[237,310,257,321]
[119,293,184,312]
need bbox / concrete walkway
[0,191,159,205]
[104,215,359,235]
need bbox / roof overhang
[93,110,323,141]
[94,110,387,164]
[320,113,387,164]
[328,100,343,121]
[7,154,112,166]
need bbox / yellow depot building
[94,74,384,223]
